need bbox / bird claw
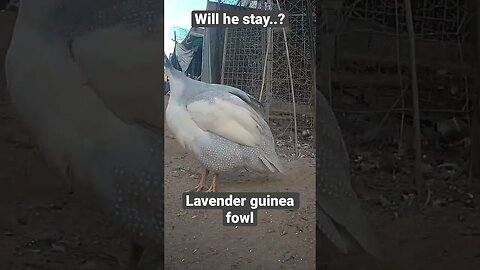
[205,185,217,192]
[191,185,207,192]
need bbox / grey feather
[317,207,348,254]
[7,0,165,264]
[316,91,381,258]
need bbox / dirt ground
[164,96,316,270]
[1,8,480,270]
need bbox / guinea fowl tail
[164,53,181,79]
[164,53,172,69]
[258,151,285,174]
[272,158,285,174]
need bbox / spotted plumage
[316,91,381,258]
[7,1,164,269]
[48,0,162,39]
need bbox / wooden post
[404,0,425,199]
[275,0,298,155]
[265,28,273,122]
[306,0,316,103]
[306,0,316,143]
[220,28,229,85]
[259,0,274,121]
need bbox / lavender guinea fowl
[164,54,284,192]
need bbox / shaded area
[164,96,316,270]
[316,1,480,269]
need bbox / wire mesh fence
[218,0,316,133]
[343,0,468,42]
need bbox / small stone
[17,217,28,225]
[282,250,295,262]
[51,243,66,253]
[464,198,476,208]
[79,260,97,270]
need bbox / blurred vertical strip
[467,0,480,179]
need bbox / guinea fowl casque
[6,0,164,269]
[164,55,284,192]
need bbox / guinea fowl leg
[192,169,209,192]
[206,173,219,192]
[126,241,144,270]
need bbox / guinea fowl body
[6,0,164,267]
[164,57,283,176]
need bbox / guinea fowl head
[164,53,183,79]
[164,53,194,100]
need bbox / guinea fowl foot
[192,184,207,192]
[206,185,217,192]
[189,169,209,192]
[206,173,219,192]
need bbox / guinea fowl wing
[186,90,269,147]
